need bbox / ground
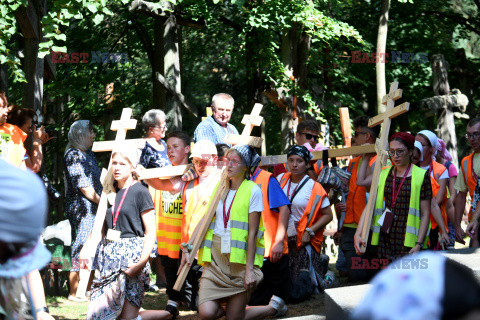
[46,265,341,320]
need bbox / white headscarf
[352,252,446,320]
[414,140,424,162]
[67,120,92,152]
[418,130,439,161]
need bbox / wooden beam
[339,107,351,147]
[260,144,376,166]
[14,0,39,40]
[138,165,187,180]
[368,102,409,127]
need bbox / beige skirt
[199,235,263,306]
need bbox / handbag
[316,150,351,193]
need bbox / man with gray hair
[193,93,239,146]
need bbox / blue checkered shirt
[193,116,239,146]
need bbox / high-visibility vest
[345,155,377,225]
[371,165,428,248]
[197,179,265,267]
[279,173,328,253]
[429,161,448,232]
[150,186,183,259]
[181,179,198,244]
[253,169,288,257]
[460,153,478,220]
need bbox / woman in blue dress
[64,120,102,301]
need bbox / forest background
[1,0,479,222]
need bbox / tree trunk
[280,28,296,152]
[22,38,44,113]
[163,1,182,130]
[376,0,390,114]
[153,19,167,110]
[0,64,7,96]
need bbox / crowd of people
[1,89,480,319]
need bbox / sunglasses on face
[299,132,319,142]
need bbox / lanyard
[111,180,134,229]
[391,164,411,210]
[286,176,308,203]
[223,190,238,229]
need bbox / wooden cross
[357,81,410,253]
[76,108,142,298]
[339,107,352,148]
[224,103,264,147]
[173,103,265,291]
[91,109,146,152]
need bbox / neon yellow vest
[371,165,428,248]
[198,179,265,268]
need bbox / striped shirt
[193,116,239,146]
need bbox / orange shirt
[0,123,27,167]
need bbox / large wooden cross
[357,81,410,253]
[76,108,143,298]
[224,103,264,147]
[172,104,264,291]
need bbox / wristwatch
[305,227,315,237]
[35,306,49,314]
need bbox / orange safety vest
[460,153,478,220]
[253,169,288,257]
[279,173,328,253]
[181,178,199,244]
[429,161,448,232]
[0,123,27,167]
[150,187,182,259]
[344,155,377,225]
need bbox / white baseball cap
[190,140,218,158]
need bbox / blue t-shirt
[252,169,290,212]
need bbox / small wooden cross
[339,107,352,148]
[223,103,264,147]
[76,108,142,298]
[173,103,265,291]
[357,81,410,253]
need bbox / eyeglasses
[354,131,368,137]
[387,148,407,157]
[299,132,319,142]
[154,125,167,131]
[465,132,480,140]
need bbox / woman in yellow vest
[196,145,270,320]
[277,145,333,297]
[355,132,432,261]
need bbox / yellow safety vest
[198,179,265,267]
[371,165,428,248]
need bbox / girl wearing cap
[64,120,102,301]
[194,145,270,320]
[277,145,333,298]
[355,133,432,261]
[415,130,454,249]
[87,150,172,320]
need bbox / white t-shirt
[421,165,448,180]
[213,185,263,236]
[277,173,330,237]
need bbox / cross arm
[368,102,410,127]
